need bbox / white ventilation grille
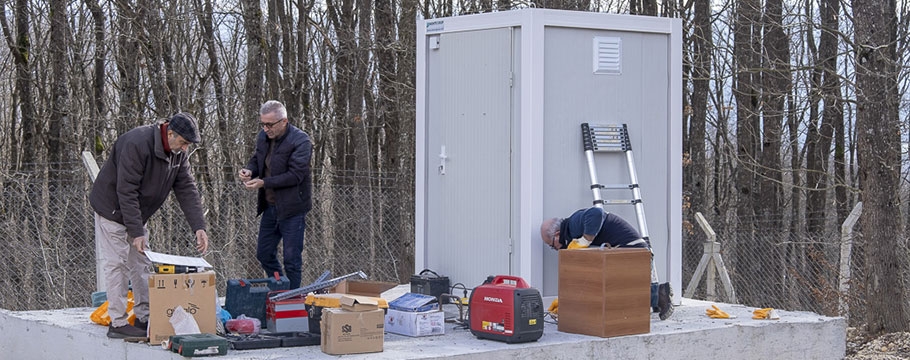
[593,37,622,75]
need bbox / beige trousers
[95,212,151,327]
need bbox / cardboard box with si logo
[320,295,384,355]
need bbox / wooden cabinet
[557,247,651,337]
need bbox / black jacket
[558,208,642,248]
[90,123,206,238]
[245,125,313,219]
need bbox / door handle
[438,146,448,175]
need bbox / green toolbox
[168,333,229,357]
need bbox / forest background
[0,0,907,341]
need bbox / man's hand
[244,179,265,190]
[238,169,252,182]
[132,236,147,254]
[195,229,209,254]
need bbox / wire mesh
[0,166,412,311]
[0,164,871,326]
[682,214,867,325]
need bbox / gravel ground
[846,327,910,359]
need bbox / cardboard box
[304,293,388,335]
[148,271,217,345]
[388,292,438,312]
[267,292,309,333]
[320,307,384,355]
[305,293,389,309]
[340,295,380,312]
[331,280,397,297]
[557,247,650,338]
[385,309,445,337]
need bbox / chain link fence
[682,213,868,325]
[0,164,413,311]
[1,162,873,326]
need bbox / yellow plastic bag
[90,290,136,326]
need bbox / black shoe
[107,324,147,339]
[134,319,148,330]
[658,282,674,321]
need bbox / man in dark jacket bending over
[540,207,673,320]
[90,112,209,338]
[239,100,313,289]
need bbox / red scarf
[160,123,172,154]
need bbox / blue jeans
[256,206,307,289]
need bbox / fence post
[81,151,104,292]
[685,212,737,303]
[839,202,862,318]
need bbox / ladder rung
[591,183,638,190]
[582,123,632,152]
[587,124,625,131]
[598,199,641,205]
[592,147,627,152]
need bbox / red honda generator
[469,275,544,343]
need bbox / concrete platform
[0,296,845,360]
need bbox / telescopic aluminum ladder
[580,123,651,246]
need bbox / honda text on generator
[468,275,544,343]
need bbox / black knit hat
[168,112,201,143]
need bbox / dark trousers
[256,206,307,289]
[617,241,660,310]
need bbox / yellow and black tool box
[168,333,229,357]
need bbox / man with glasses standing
[90,112,209,338]
[239,100,313,289]
[539,207,673,320]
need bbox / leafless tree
[0,0,38,172]
[853,0,908,335]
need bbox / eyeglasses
[548,234,561,251]
[260,118,286,129]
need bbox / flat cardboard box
[340,295,380,312]
[331,280,397,297]
[557,247,650,338]
[148,271,217,345]
[384,309,445,337]
[388,292,438,312]
[320,308,384,355]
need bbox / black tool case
[225,334,282,350]
[271,331,321,347]
[226,331,320,350]
[410,269,450,303]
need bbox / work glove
[752,307,779,320]
[705,304,733,319]
[567,237,592,249]
[548,298,558,315]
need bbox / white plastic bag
[169,305,201,335]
